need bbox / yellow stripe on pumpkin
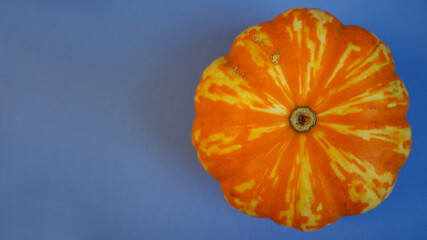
[268,136,294,187]
[197,152,208,170]
[234,196,262,217]
[295,135,321,230]
[267,65,293,104]
[199,133,242,156]
[193,129,201,142]
[247,123,287,141]
[234,179,256,193]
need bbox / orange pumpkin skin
[192,8,411,231]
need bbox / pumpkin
[191,8,411,231]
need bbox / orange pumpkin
[191,8,411,231]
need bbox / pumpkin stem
[289,106,316,133]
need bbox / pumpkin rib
[317,79,409,120]
[312,26,388,111]
[308,131,347,218]
[310,129,374,216]
[220,129,297,218]
[318,122,411,172]
[267,135,304,228]
[300,10,341,105]
[309,20,345,93]
[305,134,343,226]
[215,124,293,181]
[305,137,342,230]
[262,135,300,219]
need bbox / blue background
[1,0,426,239]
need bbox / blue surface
[1,1,426,239]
